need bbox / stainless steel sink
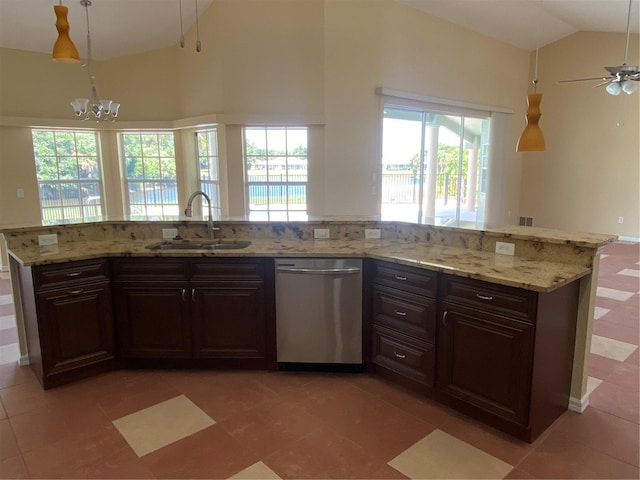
[146,240,252,251]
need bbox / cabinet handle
[68,289,83,295]
[476,293,493,301]
[182,289,186,302]
[394,351,406,359]
[443,310,449,326]
[394,275,407,281]
[394,310,407,317]
[66,272,82,277]
[191,288,196,302]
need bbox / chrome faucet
[185,191,219,240]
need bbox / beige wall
[1,0,637,270]
[519,31,639,239]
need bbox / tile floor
[0,242,638,479]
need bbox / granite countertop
[6,237,591,293]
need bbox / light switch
[16,188,24,198]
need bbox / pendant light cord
[195,0,201,52]
[179,0,185,47]
[82,0,98,103]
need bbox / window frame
[242,126,308,221]
[195,128,222,219]
[31,128,105,225]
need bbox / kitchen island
[1,219,615,441]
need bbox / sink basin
[146,240,252,251]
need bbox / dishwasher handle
[276,266,361,275]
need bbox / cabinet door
[437,303,534,425]
[36,282,115,378]
[114,283,192,358]
[191,283,266,360]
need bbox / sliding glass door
[381,105,490,225]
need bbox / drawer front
[34,259,109,291]
[112,258,189,282]
[441,275,536,320]
[373,286,436,342]
[373,325,435,387]
[191,258,265,281]
[374,260,437,298]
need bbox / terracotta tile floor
[0,242,638,479]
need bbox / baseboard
[18,355,30,366]
[0,265,8,272]
[568,394,589,413]
[617,236,640,243]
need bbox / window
[196,129,221,219]
[243,127,308,220]
[31,129,104,225]
[120,131,178,219]
[381,105,490,225]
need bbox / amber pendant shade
[516,93,546,152]
[52,5,80,64]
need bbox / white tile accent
[113,395,215,457]
[229,462,282,479]
[591,335,638,362]
[586,376,603,397]
[600,254,609,259]
[0,343,19,366]
[617,268,640,278]
[388,430,512,479]
[596,287,635,302]
[0,294,13,306]
[0,315,16,330]
[594,307,610,320]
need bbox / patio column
[424,125,439,220]
[466,147,479,212]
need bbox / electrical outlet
[162,228,179,239]
[365,228,381,239]
[314,228,330,239]
[16,188,24,198]
[618,216,624,224]
[38,234,58,247]
[495,241,515,256]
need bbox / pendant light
[517,2,546,152]
[52,1,80,63]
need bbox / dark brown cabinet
[436,274,579,442]
[112,257,275,368]
[17,259,116,389]
[370,260,437,391]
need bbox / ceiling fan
[558,0,639,95]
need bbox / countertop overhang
[6,237,592,293]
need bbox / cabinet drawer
[112,258,189,281]
[191,258,265,281]
[441,275,536,320]
[373,260,437,298]
[373,285,436,342]
[373,325,434,387]
[34,259,109,291]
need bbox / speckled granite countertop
[6,237,592,293]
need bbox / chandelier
[70,0,120,120]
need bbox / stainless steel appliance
[275,258,362,369]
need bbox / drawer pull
[394,275,407,281]
[66,272,82,277]
[182,288,187,302]
[68,289,83,295]
[443,310,449,326]
[394,351,406,359]
[394,310,407,317]
[191,288,196,302]
[476,293,493,301]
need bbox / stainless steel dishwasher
[275,258,362,370]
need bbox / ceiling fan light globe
[606,82,622,95]
[622,80,638,95]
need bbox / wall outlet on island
[495,241,515,256]
[162,228,179,240]
[365,228,381,239]
[618,217,624,224]
[38,234,58,247]
[314,228,330,239]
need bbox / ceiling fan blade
[557,77,609,84]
